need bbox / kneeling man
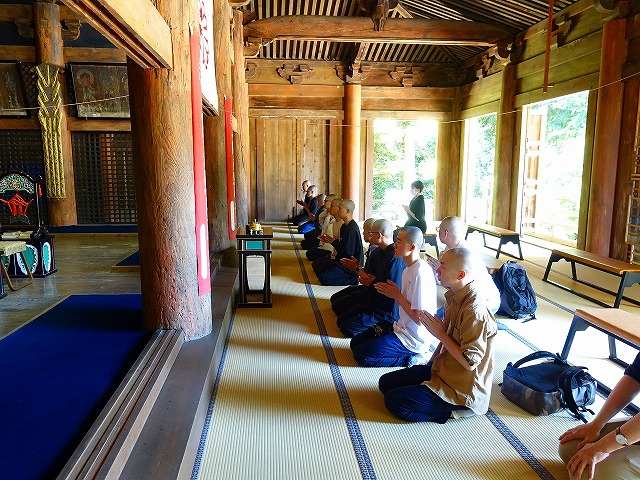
[378,247,498,423]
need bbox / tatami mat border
[287,225,565,479]
[287,224,378,480]
[190,306,237,480]
[486,410,556,480]
[190,225,600,480]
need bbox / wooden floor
[0,233,140,339]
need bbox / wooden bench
[561,307,640,371]
[465,224,523,260]
[481,252,504,275]
[422,232,439,256]
[543,247,640,309]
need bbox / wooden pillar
[586,19,627,256]
[342,83,361,203]
[435,119,452,220]
[205,0,233,252]
[232,8,250,229]
[611,77,640,260]
[127,0,212,340]
[33,0,77,226]
[493,63,517,229]
[435,88,461,220]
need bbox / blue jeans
[337,310,382,338]
[350,323,412,367]
[378,364,469,423]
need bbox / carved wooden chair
[0,170,56,278]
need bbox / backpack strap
[559,366,594,423]
[511,351,561,369]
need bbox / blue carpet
[0,294,151,480]
[115,251,140,267]
[49,224,137,234]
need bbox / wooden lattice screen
[72,132,137,224]
[0,130,48,225]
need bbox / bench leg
[560,315,590,360]
[570,261,577,281]
[608,336,619,363]
[543,252,560,282]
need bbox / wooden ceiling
[241,0,580,64]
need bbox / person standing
[402,180,427,233]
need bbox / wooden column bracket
[335,64,371,84]
[551,16,573,49]
[594,0,628,12]
[475,54,495,80]
[245,62,257,79]
[14,18,34,39]
[15,17,81,41]
[61,19,81,40]
[276,64,314,84]
[390,66,416,86]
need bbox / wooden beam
[244,16,514,48]
[60,0,172,69]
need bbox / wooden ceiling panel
[243,0,584,65]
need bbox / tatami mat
[194,225,636,480]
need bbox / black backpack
[492,261,537,319]
[501,351,597,423]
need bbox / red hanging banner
[190,25,211,296]
[224,96,237,239]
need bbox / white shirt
[319,215,336,253]
[393,258,437,353]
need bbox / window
[372,119,438,224]
[520,91,589,245]
[463,113,497,225]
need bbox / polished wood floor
[0,233,140,339]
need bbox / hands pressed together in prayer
[318,234,336,244]
[417,310,446,341]
[374,279,401,301]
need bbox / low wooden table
[0,240,34,292]
[466,224,523,260]
[543,247,640,309]
[236,227,273,308]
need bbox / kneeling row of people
[298,208,500,424]
[297,210,639,479]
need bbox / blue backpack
[492,261,537,319]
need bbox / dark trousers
[312,257,358,286]
[306,248,331,261]
[330,285,369,315]
[337,310,382,338]
[378,364,469,423]
[349,323,411,367]
[301,237,320,250]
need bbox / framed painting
[70,64,130,118]
[0,62,28,117]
